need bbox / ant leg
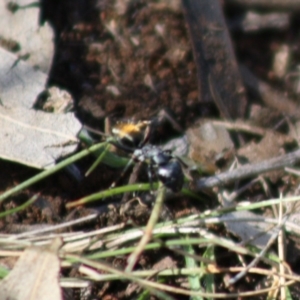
[147,165,154,192]
[121,162,143,202]
[138,121,152,147]
[152,108,183,133]
[110,157,134,188]
[82,116,112,140]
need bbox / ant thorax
[133,145,171,164]
[132,145,184,192]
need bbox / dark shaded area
[182,0,247,118]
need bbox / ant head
[112,120,152,149]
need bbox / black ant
[110,120,184,192]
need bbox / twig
[7,214,99,239]
[227,215,287,285]
[240,65,300,118]
[196,148,300,190]
[226,0,300,10]
[211,120,267,136]
[229,12,290,32]
[226,178,260,201]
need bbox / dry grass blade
[126,184,166,272]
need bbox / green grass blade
[0,194,38,218]
[0,142,106,204]
[184,239,203,300]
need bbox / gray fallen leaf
[0,8,81,168]
[220,196,277,249]
[0,47,47,110]
[0,106,80,169]
[0,238,63,300]
[0,0,54,73]
[221,210,275,249]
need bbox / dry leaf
[0,36,81,168]
[0,47,47,110]
[237,131,293,182]
[220,196,277,249]
[221,210,276,249]
[0,0,54,73]
[0,238,63,300]
[0,105,80,169]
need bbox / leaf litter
[2,0,300,299]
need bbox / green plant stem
[0,142,106,204]
[0,194,38,218]
[66,182,154,208]
[85,143,110,176]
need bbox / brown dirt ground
[2,0,300,299]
